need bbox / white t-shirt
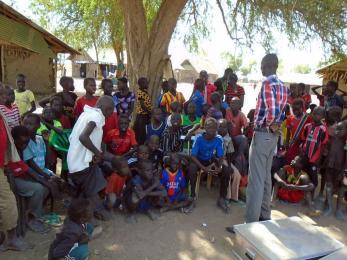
[67,105,105,173]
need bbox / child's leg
[335,174,345,220]
[230,164,241,201]
[187,161,200,199]
[323,168,335,216]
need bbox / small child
[123,159,166,223]
[225,97,248,137]
[182,102,201,127]
[48,198,95,260]
[37,106,63,143]
[73,78,99,118]
[190,78,204,117]
[113,77,135,117]
[301,106,329,188]
[39,76,77,123]
[0,86,20,129]
[100,78,114,96]
[218,119,241,202]
[127,144,151,169]
[145,107,166,141]
[147,135,164,176]
[245,109,255,144]
[101,79,118,142]
[206,92,224,120]
[104,114,137,156]
[272,156,314,211]
[134,77,152,144]
[160,153,192,213]
[14,74,36,116]
[50,95,72,129]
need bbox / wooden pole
[0,45,5,83]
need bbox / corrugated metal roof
[0,14,55,57]
[0,1,79,55]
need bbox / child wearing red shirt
[73,78,99,118]
[50,96,72,129]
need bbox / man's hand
[92,152,103,164]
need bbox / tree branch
[215,0,241,41]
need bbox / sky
[4,0,327,78]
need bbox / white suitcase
[232,217,344,260]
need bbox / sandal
[43,213,63,227]
[27,219,51,234]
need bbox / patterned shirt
[136,89,152,115]
[301,123,329,164]
[113,91,135,114]
[254,74,289,128]
[160,91,185,113]
[0,104,20,129]
[161,125,191,154]
[225,84,245,104]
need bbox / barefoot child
[48,198,95,260]
[73,78,99,118]
[160,153,192,213]
[124,159,166,222]
[14,74,36,116]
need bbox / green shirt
[37,120,62,143]
[182,114,201,127]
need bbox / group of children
[0,70,347,259]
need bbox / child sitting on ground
[10,126,51,233]
[49,198,96,260]
[272,156,315,212]
[123,159,166,223]
[73,78,99,118]
[0,86,20,129]
[145,107,166,142]
[218,119,241,202]
[104,114,137,156]
[160,153,192,213]
[127,144,151,170]
[14,74,36,116]
[39,76,77,124]
[147,135,164,177]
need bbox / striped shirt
[301,123,329,164]
[161,125,191,154]
[254,74,289,128]
[0,104,20,129]
[160,91,185,113]
[225,84,245,104]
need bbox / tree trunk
[119,0,188,103]
[112,39,124,78]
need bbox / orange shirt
[225,109,248,137]
[160,91,185,113]
[73,96,99,118]
[104,128,137,155]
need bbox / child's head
[96,95,114,117]
[325,80,338,96]
[247,109,255,121]
[199,70,208,84]
[168,78,177,92]
[204,117,218,139]
[138,77,149,90]
[50,95,63,115]
[112,157,131,177]
[101,79,113,96]
[223,68,233,79]
[230,97,241,111]
[3,86,15,106]
[170,101,181,114]
[292,98,304,117]
[312,106,325,124]
[335,121,347,138]
[118,114,130,133]
[151,107,162,123]
[186,102,196,116]
[214,78,223,91]
[290,156,304,171]
[218,119,228,137]
[170,113,182,130]
[147,135,160,152]
[16,74,26,91]
[227,73,238,86]
[138,145,150,160]
[210,92,221,106]
[59,76,74,92]
[42,106,56,123]
[326,106,342,125]
[68,198,93,224]
[84,78,96,95]
[290,84,299,98]
[194,78,205,92]
[161,80,169,93]
[0,85,6,105]
[117,77,128,93]
[23,113,41,135]
[202,103,211,116]
[11,125,31,151]
[298,83,306,95]
[168,153,180,172]
[138,159,153,181]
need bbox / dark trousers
[188,159,231,198]
[134,114,150,145]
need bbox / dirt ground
[2,186,347,260]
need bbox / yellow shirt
[15,90,35,115]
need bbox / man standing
[227,54,289,231]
